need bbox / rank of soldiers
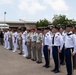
[1,24,76,75]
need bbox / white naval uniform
[64,31,76,75]
[43,31,52,67]
[6,31,10,49]
[22,31,28,57]
[12,32,18,52]
[52,32,64,50]
[64,31,76,53]
[4,32,8,48]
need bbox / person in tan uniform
[17,28,23,55]
[30,28,36,61]
[26,29,31,59]
[36,28,42,64]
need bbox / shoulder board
[57,34,60,35]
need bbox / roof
[0,21,37,24]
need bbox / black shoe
[18,53,23,55]
[51,69,56,72]
[9,49,12,50]
[54,70,60,73]
[43,65,46,67]
[32,59,36,61]
[45,66,50,68]
[36,61,42,64]
[26,57,31,59]
[36,61,39,63]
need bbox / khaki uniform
[17,32,22,54]
[30,32,36,60]
[36,33,42,63]
[27,32,31,58]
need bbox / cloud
[44,0,69,12]
[18,0,69,15]
[0,0,13,5]
[18,0,46,14]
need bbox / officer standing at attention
[72,26,76,70]
[26,29,31,59]
[36,28,42,64]
[6,29,10,50]
[30,28,36,61]
[43,27,52,68]
[64,25,76,75]
[8,28,12,50]
[21,27,28,57]
[51,26,64,73]
[59,26,66,65]
[12,29,18,52]
[17,28,23,55]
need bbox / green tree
[52,15,76,26]
[52,15,68,26]
[36,19,50,28]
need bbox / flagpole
[4,12,6,25]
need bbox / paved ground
[0,45,76,75]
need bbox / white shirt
[52,32,64,50]
[22,31,27,41]
[61,31,66,44]
[65,31,76,53]
[4,32,7,40]
[44,31,52,47]
[12,32,17,41]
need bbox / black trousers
[52,46,60,71]
[59,45,65,64]
[64,48,73,75]
[43,45,50,67]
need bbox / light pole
[4,12,6,25]
[19,19,26,26]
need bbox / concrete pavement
[0,45,76,75]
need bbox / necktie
[52,34,55,44]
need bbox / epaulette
[57,33,60,35]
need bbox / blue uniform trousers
[64,48,73,75]
[52,46,60,71]
[43,45,50,67]
[60,45,65,64]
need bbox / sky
[0,0,76,22]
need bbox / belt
[65,48,74,49]
[52,44,59,47]
[36,42,40,44]
[31,41,36,43]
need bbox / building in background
[0,21,36,29]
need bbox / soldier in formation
[2,25,76,75]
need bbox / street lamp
[19,19,26,26]
[4,12,6,25]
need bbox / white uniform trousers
[22,40,28,57]
[13,40,17,52]
[7,40,10,49]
